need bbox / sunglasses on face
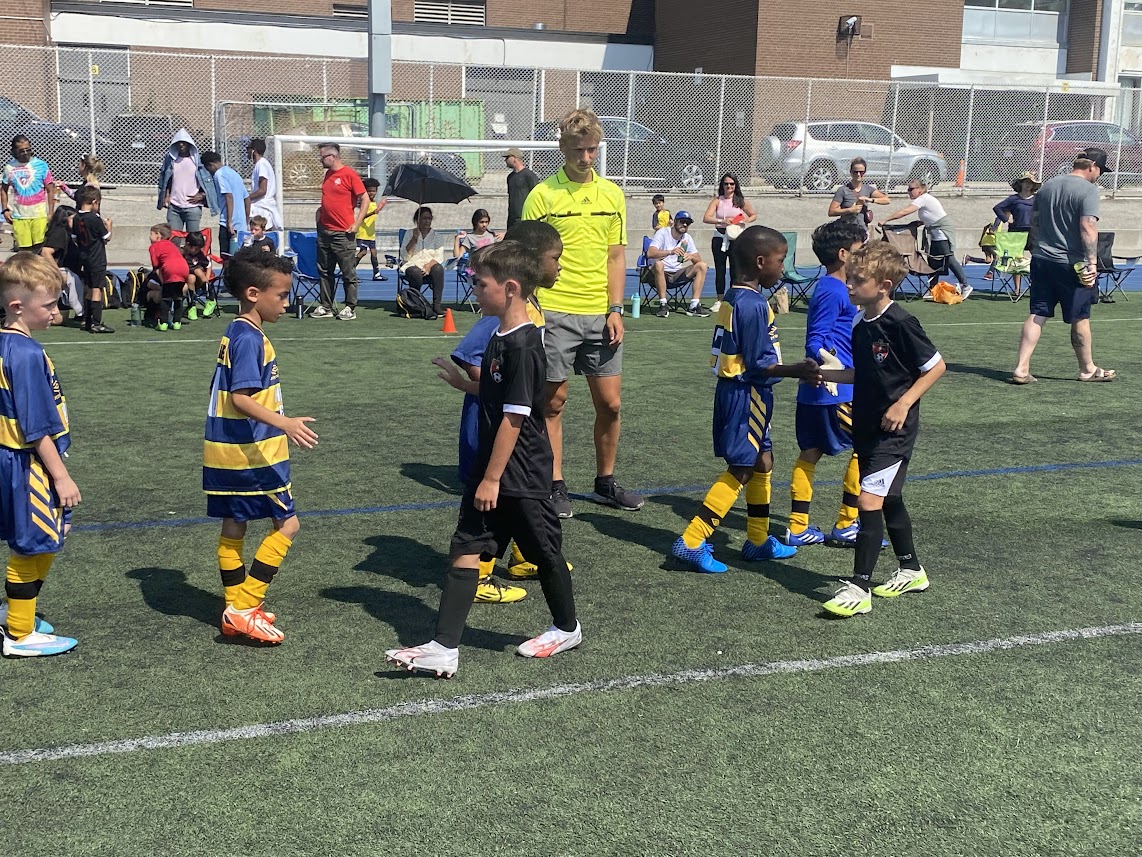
[722,181,736,187]
[14,148,32,155]
[851,170,865,175]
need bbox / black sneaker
[685,303,711,317]
[655,304,670,318]
[89,323,115,334]
[551,480,573,519]
[591,477,644,511]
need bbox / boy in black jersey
[385,241,579,677]
[815,242,945,618]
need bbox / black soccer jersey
[851,302,941,454]
[73,210,108,274]
[473,322,553,499]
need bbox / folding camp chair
[879,222,938,300]
[285,230,328,317]
[454,253,477,311]
[991,230,1031,301]
[779,231,822,306]
[1096,232,1137,304]
[171,227,224,317]
[384,228,460,301]
[636,235,696,311]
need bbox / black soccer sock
[535,553,577,633]
[883,495,921,570]
[161,299,174,325]
[171,298,183,324]
[371,255,380,275]
[852,509,884,589]
[83,299,92,327]
[433,566,478,649]
[90,299,104,325]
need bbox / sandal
[1078,368,1117,382]
[1008,373,1037,385]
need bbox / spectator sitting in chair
[401,206,449,319]
[182,230,216,319]
[645,211,710,317]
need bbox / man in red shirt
[312,143,367,320]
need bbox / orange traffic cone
[441,307,457,334]
[955,159,966,188]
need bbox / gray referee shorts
[543,309,623,382]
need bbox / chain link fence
[2,42,1138,196]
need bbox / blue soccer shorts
[0,448,66,555]
[713,383,773,467]
[795,401,854,457]
[207,488,296,522]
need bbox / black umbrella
[383,163,477,205]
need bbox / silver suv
[757,121,948,192]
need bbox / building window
[413,0,486,25]
[1125,2,1142,47]
[96,0,194,5]
[963,0,1067,43]
[332,3,368,17]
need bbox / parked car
[531,116,715,192]
[0,96,113,183]
[274,120,469,191]
[100,114,211,185]
[757,120,949,192]
[995,121,1142,184]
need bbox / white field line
[39,316,1142,347]
[2,621,1138,766]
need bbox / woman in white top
[702,172,757,310]
[402,206,448,316]
[882,179,971,297]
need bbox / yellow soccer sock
[478,557,495,580]
[789,457,816,534]
[836,453,861,530]
[682,472,743,549]
[234,530,292,611]
[746,472,773,545]
[217,536,246,607]
[5,554,42,639]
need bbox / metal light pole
[368,0,392,137]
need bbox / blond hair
[80,153,104,185]
[0,252,63,303]
[849,242,908,292]
[558,108,603,147]
[151,222,173,240]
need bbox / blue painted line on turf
[72,457,1142,534]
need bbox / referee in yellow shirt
[522,109,642,518]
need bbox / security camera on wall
[838,15,862,36]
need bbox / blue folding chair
[455,252,477,311]
[636,235,695,311]
[285,231,332,317]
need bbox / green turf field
[5,296,1141,856]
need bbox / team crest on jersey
[489,357,502,383]
[872,340,890,363]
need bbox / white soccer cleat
[385,640,459,678]
[3,630,78,658]
[517,622,582,659]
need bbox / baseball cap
[504,147,524,160]
[1081,147,1112,173]
[674,210,693,223]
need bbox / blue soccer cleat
[828,523,889,549]
[781,525,826,547]
[671,537,728,574]
[742,535,798,561]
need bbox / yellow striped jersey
[0,329,69,454]
[203,318,290,496]
[710,285,783,387]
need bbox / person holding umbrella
[311,142,367,320]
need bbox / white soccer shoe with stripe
[517,622,582,658]
[385,640,459,678]
[3,630,78,658]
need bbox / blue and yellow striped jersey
[203,319,290,496]
[709,285,783,387]
[0,329,69,455]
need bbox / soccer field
[6,297,1142,857]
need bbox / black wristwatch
[607,304,624,316]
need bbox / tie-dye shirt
[2,158,55,220]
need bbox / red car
[997,121,1142,184]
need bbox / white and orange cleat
[385,640,458,678]
[221,604,284,644]
[221,605,276,635]
[517,622,582,659]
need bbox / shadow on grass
[125,567,219,628]
[399,462,463,496]
[1108,518,1142,530]
[945,362,1017,383]
[320,585,525,653]
[355,533,449,588]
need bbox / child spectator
[354,178,387,281]
[453,208,498,261]
[148,223,190,331]
[244,216,276,253]
[40,205,84,325]
[205,248,318,644]
[816,242,946,618]
[387,241,580,677]
[0,252,82,657]
[669,226,816,573]
[72,186,114,334]
[182,230,216,320]
[443,219,564,604]
[782,218,869,548]
[651,194,670,230]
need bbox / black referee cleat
[592,476,644,511]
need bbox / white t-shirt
[650,226,697,274]
[911,193,949,241]
[250,158,282,228]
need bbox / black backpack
[396,287,433,319]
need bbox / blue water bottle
[631,293,641,319]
